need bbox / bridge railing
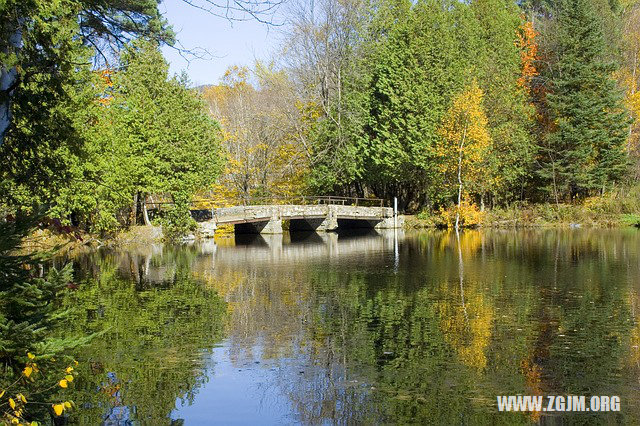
[145,194,386,209]
[208,196,386,208]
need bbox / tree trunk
[456,230,469,324]
[455,122,468,231]
[629,51,637,152]
[0,19,24,146]
[131,192,139,226]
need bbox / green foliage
[0,211,86,424]
[161,193,198,242]
[306,0,486,210]
[305,3,374,195]
[471,0,536,203]
[0,1,91,208]
[537,0,630,201]
[298,0,637,213]
[0,0,173,207]
[0,212,72,367]
[59,249,227,424]
[53,41,224,235]
[303,0,539,211]
[362,0,474,206]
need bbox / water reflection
[61,251,226,425]
[62,229,640,424]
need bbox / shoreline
[405,216,640,230]
[27,212,640,257]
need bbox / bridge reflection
[199,229,402,266]
[96,229,403,285]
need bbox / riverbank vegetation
[406,184,640,228]
[2,0,640,237]
[0,213,87,424]
[204,0,640,229]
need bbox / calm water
[59,229,640,425]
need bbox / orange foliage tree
[517,20,539,96]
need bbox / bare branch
[179,0,287,26]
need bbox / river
[59,228,640,424]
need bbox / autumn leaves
[1,353,78,425]
[438,81,491,229]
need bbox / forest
[2,0,640,235]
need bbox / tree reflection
[56,228,640,424]
[263,229,640,423]
[436,231,494,371]
[58,253,227,424]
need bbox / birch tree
[438,81,491,229]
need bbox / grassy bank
[20,225,162,256]
[408,187,640,229]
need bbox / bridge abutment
[374,215,404,230]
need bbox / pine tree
[0,212,72,368]
[538,0,629,201]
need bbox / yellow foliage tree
[202,64,310,204]
[618,3,640,178]
[438,80,492,229]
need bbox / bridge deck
[192,204,393,224]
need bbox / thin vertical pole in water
[394,226,399,271]
[393,197,398,229]
[394,196,399,271]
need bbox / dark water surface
[61,229,640,425]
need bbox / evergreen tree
[538,0,629,201]
[53,41,225,236]
[0,0,173,207]
[362,0,478,209]
[0,212,73,368]
[471,0,536,205]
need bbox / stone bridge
[191,203,402,237]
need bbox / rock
[198,221,217,238]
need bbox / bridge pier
[259,215,283,234]
[199,221,217,238]
[289,206,338,232]
[374,215,404,230]
[235,212,283,235]
[322,206,339,231]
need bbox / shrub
[437,200,485,228]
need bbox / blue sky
[159,0,286,87]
